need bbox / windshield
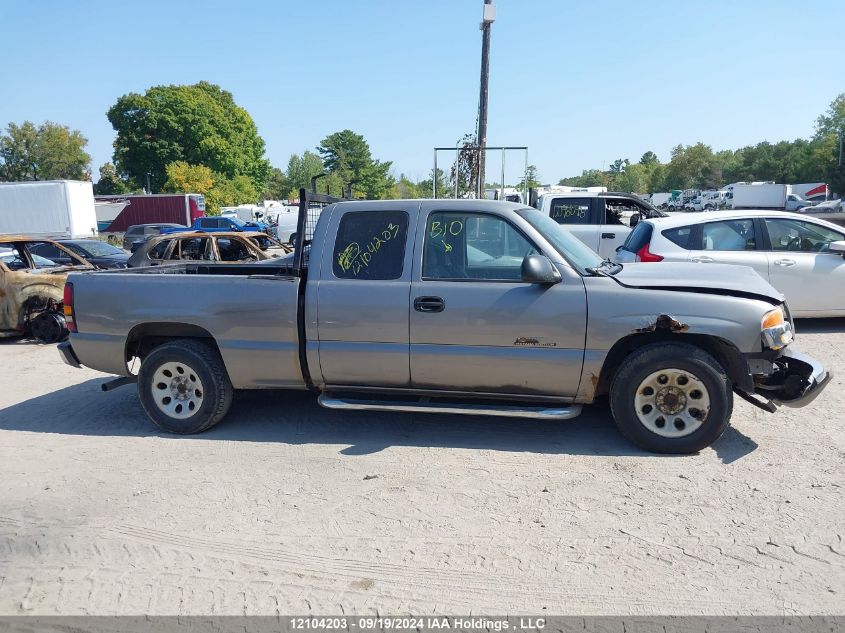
[516,208,603,271]
[66,241,124,257]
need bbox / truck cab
[535,192,664,258]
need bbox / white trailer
[790,183,828,202]
[0,180,98,238]
[730,183,810,211]
[650,192,672,208]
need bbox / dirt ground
[0,323,843,615]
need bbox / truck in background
[0,180,98,238]
[790,183,828,202]
[730,184,811,211]
[94,194,206,233]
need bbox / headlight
[761,307,793,350]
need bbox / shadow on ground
[0,377,755,461]
[794,317,845,335]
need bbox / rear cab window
[332,211,409,280]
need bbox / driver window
[423,212,538,281]
[764,219,844,253]
[605,200,641,226]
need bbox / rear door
[408,206,587,397]
[761,217,845,315]
[545,197,600,253]
[685,218,769,279]
[315,203,418,387]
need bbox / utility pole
[476,0,495,198]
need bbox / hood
[610,262,783,303]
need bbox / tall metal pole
[476,1,495,199]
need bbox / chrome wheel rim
[633,368,710,438]
[151,361,204,419]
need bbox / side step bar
[318,394,582,421]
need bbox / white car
[614,210,845,317]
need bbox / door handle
[692,256,714,263]
[601,232,616,239]
[774,259,796,267]
[414,296,445,313]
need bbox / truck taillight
[63,282,76,333]
[635,243,664,262]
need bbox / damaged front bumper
[741,347,832,412]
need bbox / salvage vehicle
[127,231,291,267]
[1,236,94,343]
[614,210,845,317]
[534,191,666,259]
[30,239,130,269]
[59,200,830,454]
[161,215,268,235]
[123,223,186,251]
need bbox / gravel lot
[0,323,843,615]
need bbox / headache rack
[291,184,351,277]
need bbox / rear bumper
[57,340,82,369]
[749,347,832,409]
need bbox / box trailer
[790,183,828,202]
[0,180,98,238]
[94,194,205,232]
[730,184,811,211]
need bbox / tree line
[560,95,845,196]
[2,83,843,213]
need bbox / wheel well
[595,331,752,397]
[125,322,219,363]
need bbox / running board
[318,394,582,420]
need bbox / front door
[546,197,601,253]
[409,208,587,397]
[315,204,418,387]
[761,217,845,315]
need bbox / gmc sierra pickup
[58,199,830,453]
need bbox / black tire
[288,233,298,247]
[609,342,733,454]
[138,340,233,434]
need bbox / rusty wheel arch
[595,330,753,399]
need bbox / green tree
[262,167,289,201]
[417,167,450,198]
[384,174,423,199]
[108,81,270,193]
[0,120,90,181]
[94,162,130,195]
[639,151,659,166]
[318,129,394,199]
[516,164,541,189]
[162,161,256,215]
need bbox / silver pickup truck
[58,199,830,453]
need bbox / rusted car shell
[0,236,93,336]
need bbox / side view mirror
[521,254,561,285]
[828,240,845,254]
[629,214,640,227]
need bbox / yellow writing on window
[337,222,403,276]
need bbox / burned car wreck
[0,236,94,343]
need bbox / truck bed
[67,264,305,389]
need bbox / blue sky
[1,0,842,186]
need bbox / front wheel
[138,340,233,434]
[609,342,732,453]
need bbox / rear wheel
[138,340,233,434]
[609,342,732,453]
